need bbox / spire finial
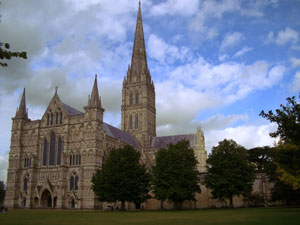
[55,86,58,94]
[15,88,28,119]
[88,75,101,108]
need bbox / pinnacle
[15,88,28,119]
[89,74,102,108]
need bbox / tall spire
[88,75,102,108]
[15,88,28,119]
[130,1,148,77]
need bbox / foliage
[205,139,255,207]
[273,143,300,190]
[244,192,266,207]
[0,43,27,67]
[0,181,5,205]
[91,145,151,210]
[260,93,300,146]
[248,146,274,173]
[152,140,201,209]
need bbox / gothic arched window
[42,138,48,166]
[56,112,58,124]
[75,175,79,190]
[51,113,53,125]
[130,93,133,105]
[23,177,28,192]
[135,114,138,129]
[129,115,132,129]
[57,137,62,165]
[49,132,56,165]
[70,176,74,190]
[60,112,63,124]
[136,92,139,104]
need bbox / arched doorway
[23,197,26,208]
[53,197,57,208]
[41,189,52,208]
[33,197,39,208]
[71,198,75,208]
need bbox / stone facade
[5,2,209,210]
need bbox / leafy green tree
[260,93,300,197]
[205,139,255,207]
[91,145,151,210]
[0,181,5,205]
[260,93,300,146]
[152,140,201,210]
[248,146,274,174]
[0,43,27,67]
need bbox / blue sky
[0,0,300,181]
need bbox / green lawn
[1,208,300,225]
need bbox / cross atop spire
[15,88,28,119]
[130,1,148,77]
[88,74,102,108]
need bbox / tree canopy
[205,139,255,207]
[91,145,151,210]
[260,93,300,203]
[0,43,27,67]
[260,93,300,146]
[152,140,201,209]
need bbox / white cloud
[201,114,249,131]
[205,123,278,152]
[147,34,191,64]
[221,32,244,50]
[290,58,300,67]
[218,54,229,62]
[268,27,299,45]
[151,0,200,17]
[233,46,253,58]
[290,71,300,92]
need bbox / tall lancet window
[42,138,48,166]
[130,93,133,105]
[57,137,62,165]
[135,114,138,129]
[49,132,56,165]
[51,113,53,125]
[136,92,139,104]
[23,177,28,192]
[56,112,58,124]
[129,115,132,129]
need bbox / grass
[1,207,300,225]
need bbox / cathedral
[4,2,207,209]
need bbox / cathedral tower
[121,2,156,147]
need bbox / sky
[0,0,300,182]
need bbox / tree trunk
[229,196,233,208]
[160,200,164,210]
[174,201,182,210]
[121,201,125,211]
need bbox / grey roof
[102,123,140,148]
[151,134,195,150]
[62,103,83,116]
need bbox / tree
[260,93,300,197]
[0,43,27,67]
[91,145,151,210]
[0,181,5,205]
[152,140,201,210]
[260,93,300,146]
[205,139,255,207]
